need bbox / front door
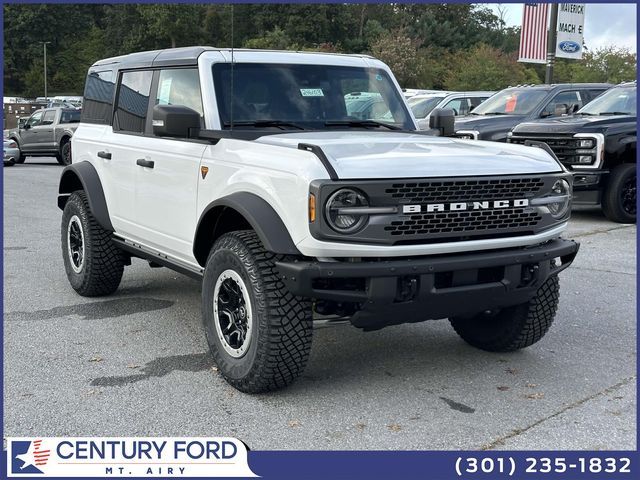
[132,68,207,264]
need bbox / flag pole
[545,3,559,84]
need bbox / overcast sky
[486,3,637,53]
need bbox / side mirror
[429,108,455,137]
[23,123,31,130]
[152,104,200,138]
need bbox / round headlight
[547,179,571,218]
[325,188,369,233]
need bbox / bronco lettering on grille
[402,199,529,214]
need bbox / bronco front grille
[384,208,542,237]
[310,174,565,246]
[384,178,545,203]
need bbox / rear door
[99,69,153,238]
[34,109,57,151]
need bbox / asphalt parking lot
[3,158,637,451]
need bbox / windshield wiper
[224,120,306,130]
[324,120,401,130]
[482,112,510,115]
[599,111,631,116]
[575,112,594,116]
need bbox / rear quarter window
[82,70,116,125]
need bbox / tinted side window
[584,89,607,102]
[156,69,203,117]
[61,110,81,124]
[82,70,115,125]
[115,70,153,134]
[443,98,470,115]
[470,96,489,108]
[27,111,43,127]
[544,90,582,115]
[41,110,56,125]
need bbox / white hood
[256,131,562,179]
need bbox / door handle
[97,151,112,160]
[136,158,154,168]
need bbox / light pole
[545,4,559,84]
[42,41,51,100]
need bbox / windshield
[408,96,444,118]
[577,86,636,116]
[471,88,549,115]
[212,63,414,130]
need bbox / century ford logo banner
[7,437,258,477]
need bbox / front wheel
[61,191,125,296]
[602,163,636,223]
[202,231,313,393]
[449,276,560,352]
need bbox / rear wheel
[58,139,72,166]
[61,191,125,296]
[602,163,636,223]
[449,276,560,352]
[202,230,313,393]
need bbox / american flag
[518,3,550,64]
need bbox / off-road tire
[602,163,636,223]
[58,139,72,166]
[449,275,560,352]
[61,191,124,296]
[202,230,313,393]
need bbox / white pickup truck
[59,47,579,393]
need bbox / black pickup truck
[453,83,611,142]
[509,82,636,223]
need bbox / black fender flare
[57,161,114,231]
[194,192,300,263]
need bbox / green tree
[444,43,537,90]
[371,29,422,86]
[244,27,293,50]
[554,47,636,84]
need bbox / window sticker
[300,88,324,97]
[158,78,173,105]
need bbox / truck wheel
[61,191,125,296]
[449,276,559,352]
[602,164,636,223]
[10,140,25,163]
[58,139,72,166]
[202,230,313,393]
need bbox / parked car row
[4,107,80,166]
[400,81,636,223]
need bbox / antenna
[229,4,235,132]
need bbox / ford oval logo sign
[559,41,581,53]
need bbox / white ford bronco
[59,47,579,393]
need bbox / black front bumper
[572,170,608,205]
[276,238,579,330]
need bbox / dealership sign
[7,437,258,477]
[555,3,586,59]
